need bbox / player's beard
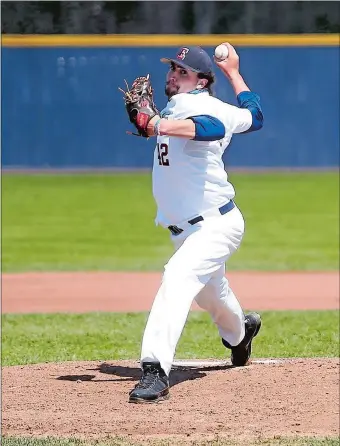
[165,81,179,99]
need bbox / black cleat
[129,362,170,404]
[222,312,262,366]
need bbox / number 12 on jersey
[157,143,169,166]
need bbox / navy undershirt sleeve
[237,91,264,132]
[189,115,225,141]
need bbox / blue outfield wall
[2,45,339,168]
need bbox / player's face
[165,62,200,99]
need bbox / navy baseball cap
[160,46,214,76]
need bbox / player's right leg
[195,267,245,346]
[195,269,262,366]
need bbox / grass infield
[1,435,339,445]
[2,310,338,367]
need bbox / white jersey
[152,90,252,227]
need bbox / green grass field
[2,172,339,446]
[2,310,338,367]
[2,435,339,446]
[2,172,339,272]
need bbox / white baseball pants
[141,205,246,376]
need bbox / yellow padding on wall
[2,34,339,47]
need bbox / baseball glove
[119,74,159,138]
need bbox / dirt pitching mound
[2,358,339,442]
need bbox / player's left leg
[129,206,245,403]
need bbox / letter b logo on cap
[177,47,189,61]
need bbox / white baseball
[214,44,229,61]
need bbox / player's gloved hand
[119,74,160,138]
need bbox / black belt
[168,200,235,236]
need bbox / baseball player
[120,43,264,403]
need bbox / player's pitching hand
[214,42,240,79]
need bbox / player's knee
[163,262,209,285]
[163,263,190,281]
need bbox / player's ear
[197,78,208,89]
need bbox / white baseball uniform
[141,90,253,375]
